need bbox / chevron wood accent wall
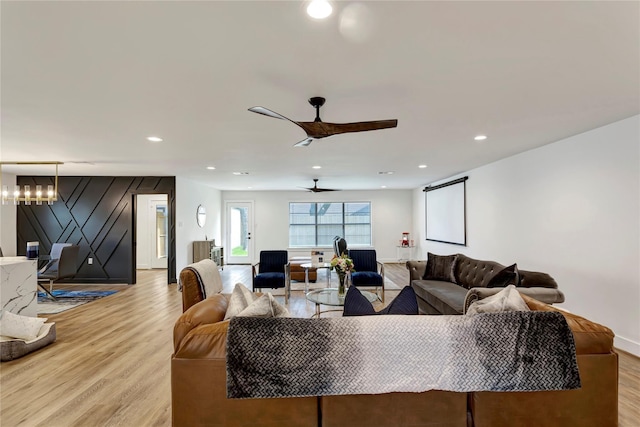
[16,176,176,284]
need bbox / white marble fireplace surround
[1,257,37,317]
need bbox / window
[289,202,371,247]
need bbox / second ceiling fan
[249,97,398,147]
[303,179,339,193]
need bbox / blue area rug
[37,290,118,314]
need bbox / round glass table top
[306,287,377,307]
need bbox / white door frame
[225,200,254,264]
[136,194,168,270]
[150,198,168,269]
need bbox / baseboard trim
[614,335,640,357]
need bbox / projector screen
[425,177,467,245]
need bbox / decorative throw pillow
[379,286,419,315]
[343,286,419,316]
[424,253,457,282]
[466,285,530,315]
[516,270,558,289]
[342,286,376,316]
[486,263,519,288]
[0,310,47,341]
[223,283,289,320]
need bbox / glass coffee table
[306,287,377,317]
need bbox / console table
[192,240,224,269]
[1,257,38,316]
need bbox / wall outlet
[88,257,93,265]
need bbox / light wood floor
[0,264,638,426]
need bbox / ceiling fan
[303,178,339,193]
[249,97,398,147]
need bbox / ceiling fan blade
[248,106,293,122]
[302,187,337,192]
[296,119,398,139]
[294,137,315,147]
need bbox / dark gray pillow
[424,253,457,282]
[487,263,519,288]
[343,286,418,316]
[517,270,558,289]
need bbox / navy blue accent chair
[348,249,385,302]
[252,250,290,303]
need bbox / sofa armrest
[406,260,427,283]
[463,287,565,314]
[173,294,229,352]
[516,287,565,304]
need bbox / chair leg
[38,282,57,301]
[285,281,290,305]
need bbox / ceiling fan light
[307,0,332,19]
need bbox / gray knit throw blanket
[226,311,580,399]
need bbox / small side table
[396,245,415,262]
[300,262,332,293]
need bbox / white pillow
[0,310,48,340]
[466,285,530,315]
[224,283,289,320]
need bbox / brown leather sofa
[172,270,618,427]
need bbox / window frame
[288,201,372,248]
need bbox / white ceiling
[1,1,638,191]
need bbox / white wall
[222,189,413,263]
[175,176,222,273]
[0,173,17,256]
[413,115,640,356]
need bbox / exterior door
[225,201,253,264]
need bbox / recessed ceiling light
[381,185,387,189]
[307,0,332,19]
[378,171,394,175]
[312,165,322,169]
[206,166,216,170]
[232,172,249,175]
[147,136,163,142]
[418,164,427,169]
[474,135,487,141]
